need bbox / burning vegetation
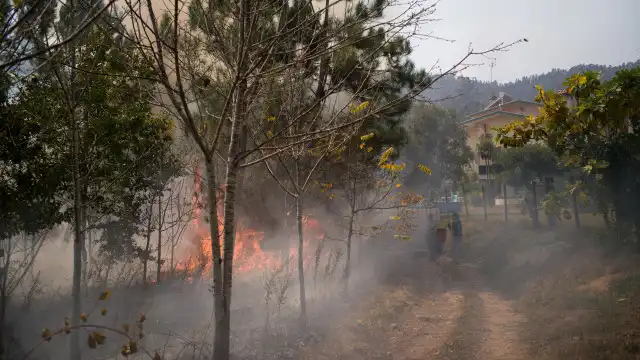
[175,165,326,280]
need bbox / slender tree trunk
[570,176,581,228]
[81,207,88,297]
[503,183,508,222]
[481,183,487,221]
[143,209,152,285]
[0,237,11,357]
[205,156,225,359]
[531,181,539,228]
[461,184,469,218]
[343,214,354,295]
[343,171,356,296]
[215,0,249,349]
[67,6,84,352]
[295,191,307,322]
[157,192,162,283]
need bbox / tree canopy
[496,67,640,241]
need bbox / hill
[421,59,640,114]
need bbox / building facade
[462,92,541,180]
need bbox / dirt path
[302,260,528,360]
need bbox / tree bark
[205,156,225,358]
[343,170,356,296]
[157,192,162,283]
[531,181,540,228]
[295,191,307,322]
[570,175,581,228]
[0,237,12,357]
[142,207,153,285]
[69,14,83,355]
[214,0,249,351]
[461,184,469,218]
[503,183,508,222]
[481,183,487,221]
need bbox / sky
[409,0,640,83]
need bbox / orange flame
[175,166,325,278]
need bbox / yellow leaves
[98,289,111,300]
[367,146,373,152]
[577,74,588,86]
[266,130,273,138]
[87,331,106,349]
[378,147,394,166]
[380,162,405,172]
[360,132,374,142]
[101,308,108,316]
[129,339,139,354]
[359,143,365,149]
[12,0,22,7]
[266,115,276,122]
[393,234,411,241]
[417,164,431,175]
[395,183,402,188]
[41,328,53,341]
[79,313,88,323]
[389,215,401,220]
[349,101,370,114]
[121,344,131,357]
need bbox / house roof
[484,92,514,110]
[467,99,540,120]
[461,110,526,125]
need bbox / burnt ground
[298,252,528,360]
[13,215,640,360]
[298,214,640,360]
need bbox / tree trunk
[570,176,581,228]
[142,206,153,285]
[81,208,89,297]
[461,184,469,218]
[481,183,487,221]
[70,77,83,360]
[0,237,12,357]
[503,183,508,222]
[343,171,356,296]
[215,0,249,350]
[343,214,354,296]
[157,192,162,284]
[205,156,225,359]
[295,192,307,322]
[531,181,540,228]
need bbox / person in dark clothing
[448,212,463,263]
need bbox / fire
[175,165,325,279]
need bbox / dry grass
[298,286,415,360]
[463,218,640,360]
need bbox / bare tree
[118,0,522,358]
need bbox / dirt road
[302,259,528,360]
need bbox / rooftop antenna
[489,60,496,83]
[488,60,497,106]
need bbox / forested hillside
[422,60,640,114]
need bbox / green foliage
[403,104,473,191]
[1,21,181,259]
[0,76,70,239]
[494,143,561,189]
[476,133,497,160]
[496,67,640,243]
